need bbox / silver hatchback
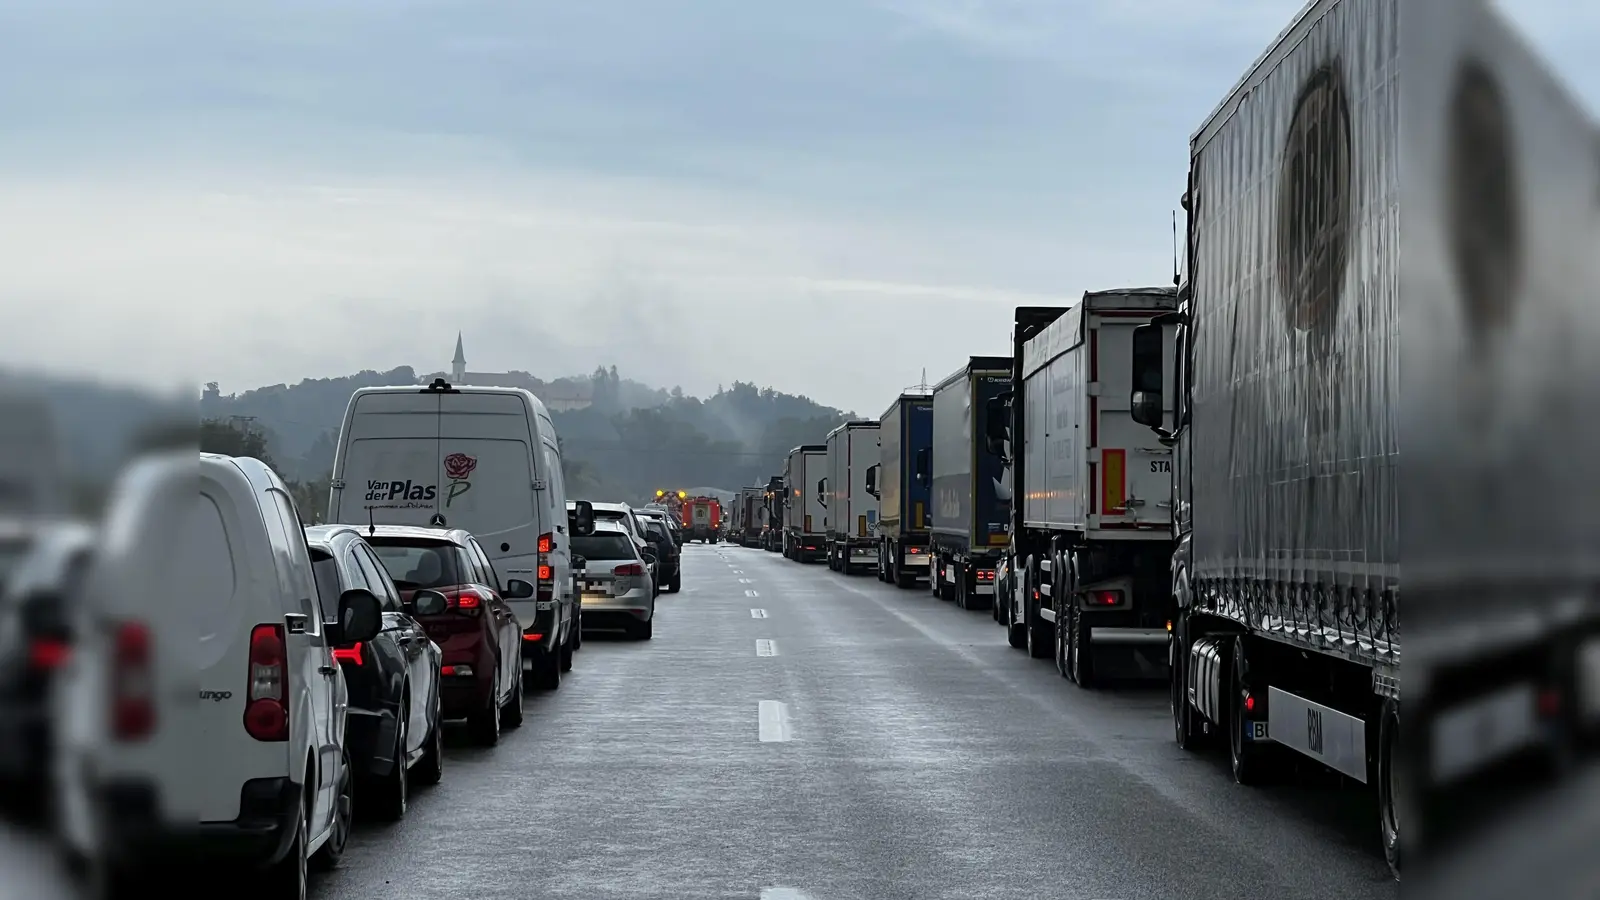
[573,521,655,641]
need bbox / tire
[257,791,308,899]
[534,643,560,692]
[1025,597,1051,660]
[1006,570,1028,648]
[1171,624,1205,751]
[573,608,583,651]
[504,662,527,724]
[560,629,575,671]
[954,564,967,610]
[1378,697,1403,880]
[468,670,501,747]
[414,694,444,786]
[371,709,409,821]
[895,568,917,589]
[1229,637,1272,785]
[668,571,681,593]
[1055,604,1072,679]
[311,749,352,870]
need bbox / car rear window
[571,532,636,561]
[367,539,468,589]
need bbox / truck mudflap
[899,545,931,566]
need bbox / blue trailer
[868,393,935,588]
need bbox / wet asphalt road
[305,542,1398,900]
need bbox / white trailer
[783,444,827,563]
[823,420,880,574]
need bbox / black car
[642,518,681,593]
[306,525,446,822]
[0,519,94,814]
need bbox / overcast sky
[0,1,1595,413]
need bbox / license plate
[1243,720,1268,742]
[535,600,555,611]
[582,581,603,591]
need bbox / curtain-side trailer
[871,393,934,588]
[928,357,1012,611]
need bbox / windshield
[571,532,636,561]
[366,539,468,589]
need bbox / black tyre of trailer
[1377,696,1402,881]
[930,558,942,597]
[894,553,917,589]
[1068,605,1094,688]
[1228,636,1275,785]
[1025,559,1051,660]
[952,561,966,609]
[1006,567,1027,649]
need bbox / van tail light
[537,532,555,601]
[614,563,645,577]
[332,643,364,665]
[29,637,71,670]
[244,624,289,742]
[110,622,154,742]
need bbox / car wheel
[503,662,526,726]
[573,609,583,650]
[560,628,574,671]
[535,644,561,691]
[371,709,409,821]
[468,670,501,747]
[414,694,444,786]
[311,749,352,870]
[633,616,654,641]
[668,571,681,593]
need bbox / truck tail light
[110,622,155,742]
[977,569,995,581]
[244,624,288,742]
[1086,590,1123,607]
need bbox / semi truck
[734,486,764,547]
[782,445,826,563]
[871,392,934,588]
[821,420,880,574]
[986,287,1179,684]
[761,474,785,552]
[928,357,1012,610]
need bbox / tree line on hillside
[197,368,851,504]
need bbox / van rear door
[436,392,541,556]
[331,391,442,527]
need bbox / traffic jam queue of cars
[0,378,683,899]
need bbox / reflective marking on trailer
[758,700,792,742]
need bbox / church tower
[452,333,466,383]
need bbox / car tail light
[522,633,544,642]
[244,624,288,742]
[537,532,555,601]
[1086,590,1123,607]
[614,563,645,577]
[442,588,488,612]
[110,623,154,741]
[978,569,995,581]
[29,637,71,670]
[333,643,364,665]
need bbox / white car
[55,453,383,899]
[571,521,656,640]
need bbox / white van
[55,453,383,896]
[327,378,591,683]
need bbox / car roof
[587,520,627,534]
[584,501,634,513]
[326,523,474,546]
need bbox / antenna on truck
[367,505,376,537]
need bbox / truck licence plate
[1243,720,1269,742]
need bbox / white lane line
[731,569,743,574]
[758,700,792,742]
[760,889,817,900]
[738,578,752,583]
[756,639,777,656]
[745,589,760,597]
[750,608,767,618]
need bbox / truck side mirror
[1130,323,1165,429]
[816,478,828,508]
[983,392,1011,458]
[569,500,596,536]
[864,464,879,498]
[913,447,930,485]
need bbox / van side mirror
[913,447,931,485]
[984,392,1011,459]
[503,579,536,599]
[864,464,879,498]
[336,588,383,643]
[1130,324,1165,429]
[569,500,596,536]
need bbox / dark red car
[365,526,530,747]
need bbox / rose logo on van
[443,452,477,507]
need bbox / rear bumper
[194,777,302,866]
[437,638,496,717]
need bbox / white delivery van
[327,378,591,673]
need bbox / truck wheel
[1054,603,1071,678]
[1378,697,1402,880]
[1171,622,1205,750]
[1006,575,1027,649]
[953,563,967,609]
[1069,607,1094,688]
[1026,596,1051,660]
[1228,637,1273,785]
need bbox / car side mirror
[1130,323,1165,429]
[503,579,535,599]
[409,588,449,616]
[569,500,596,536]
[337,588,383,643]
[641,546,658,563]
